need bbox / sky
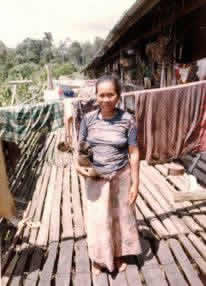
[0,0,136,48]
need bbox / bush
[8,62,39,80]
[32,66,47,83]
[0,66,8,83]
[52,63,77,79]
[0,85,12,107]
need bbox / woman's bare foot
[92,262,102,276]
[115,258,127,272]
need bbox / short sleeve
[128,117,138,146]
[78,117,88,143]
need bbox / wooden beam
[105,0,160,50]
[163,163,185,176]
[133,0,206,44]
[8,80,32,85]
[11,84,17,106]
[174,191,206,202]
[46,64,54,90]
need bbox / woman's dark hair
[95,74,122,97]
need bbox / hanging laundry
[0,101,64,144]
[0,101,64,219]
[132,80,206,163]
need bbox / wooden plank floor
[1,128,206,285]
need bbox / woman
[75,75,141,274]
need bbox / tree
[6,48,16,68]
[68,41,82,66]
[81,41,93,66]
[8,63,38,80]
[92,37,104,55]
[40,47,54,64]
[0,85,12,107]
[0,41,7,64]
[43,32,53,43]
[52,63,77,79]
[15,33,54,65]
[16,38,42,64]
[41,32,54,63]
[55,38,71,64]
[0,65,8,82]
[0,45,15,83]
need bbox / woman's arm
[127,115,140,206]
[128,145,140,206]
[74,116,91,177]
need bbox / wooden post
[11,84,17,105]
[9,80,33,105]
[45,64,54,90]
[0,140,16,219]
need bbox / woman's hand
[76,166,92,177]
[76,166,98,178]
[74,153,92,177]
[128,184,139,206]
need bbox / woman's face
[96,81,119,112]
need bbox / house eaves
[84,0,160,71]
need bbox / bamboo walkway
[1,128,206,285]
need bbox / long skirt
[85,165,142,272]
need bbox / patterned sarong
[85,165,142,272]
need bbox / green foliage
[32,66,47,83]
[8,62,39,80]
[0,65,8,82]
[0,40,7,64]
[81,41,93,66]
[0,34,105,105]
[16,84,35,103]
[40,32,54,64]
[15,33,54,65]
[52,63,77,79]
[5,48,16,68]
[43,32,53,44]
[93,37,104,54]
[16,38,43,64]
[54,39,71,64]
[68,41,82,66]
[0,85,12,107]
[80,37,104,67]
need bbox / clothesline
[122,80,206,97]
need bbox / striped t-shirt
[78,108,138,175]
